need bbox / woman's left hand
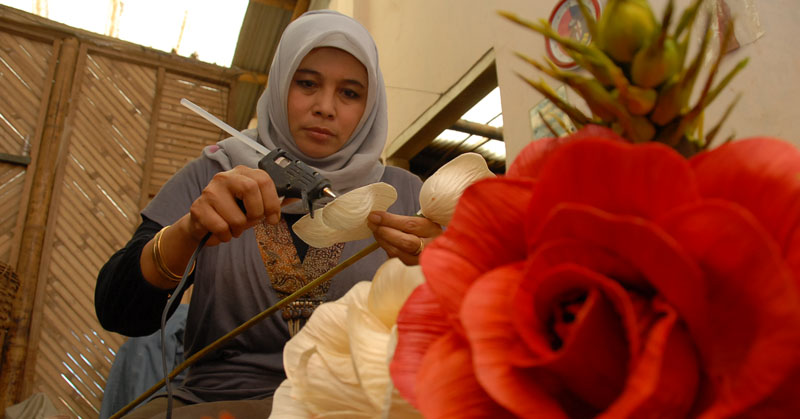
[367,210,442,265]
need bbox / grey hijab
[204,10,387,211]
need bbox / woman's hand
[142,165,283,290]
[178,165,283,247]
[367,210,442,265]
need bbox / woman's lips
[305,127,335,141]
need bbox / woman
[95,10,440,418]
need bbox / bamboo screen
[0,31,52,267]
[147,72,230,200]
[0,9,236,416]
[29,51,230,418]
[32,50,158,417]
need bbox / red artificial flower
[390,126,800,418]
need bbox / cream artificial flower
[418,152,495,226]
[271,259,425,418]
[293,182,398,248]
[293,153,493,248]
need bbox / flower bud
[631,37,680,88]
[597,0,658,63]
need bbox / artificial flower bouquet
[390,125,800,417]
[272,0,800,417]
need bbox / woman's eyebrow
[342,79,366,89]
[295,68,320,77]
[295,68,366,89]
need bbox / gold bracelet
[153,225,195,282]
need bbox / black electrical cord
[159,232,210,419]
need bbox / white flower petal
[294,346,376,416]
[380,326,423,419]
[283,301,348,380]
[419,152,494,226]
[334,280,372,308]
[284,283,371,384]
[276,264,425,418]
[270,380,311,419]
[293,183,398,248]
[290,208,333,248]
[387,324,399,364]
[317,412,374,419]
[347,304,392,409]
[323,183,397,230]
[382,382,424,419]
[367,258,425,329]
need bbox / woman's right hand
[178,165,283,247]
[142,165,282,289]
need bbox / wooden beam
[237,71,269,85]
[0,5,241,86]
[250,0,296,11]
[227,74,240,135]
[21,41,91,398]
[139,67,166,209]
[384,157,409,170]
[0,37,80,410]
[9,33,61,276]
[291,0,310,21]
[450,119,503,140]
[0,153,31,166]
[385,49,497,161]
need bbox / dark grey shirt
[96,156,421,403]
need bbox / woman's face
[287,47,368,159]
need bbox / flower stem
[110,241,381,418]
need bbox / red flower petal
[661,200,800,417]
[458,263,569,418]
[533,203,709,340]
[415,331,515,418]
[513,257,642,366]
[507,125,625,178]
[514,238,652,354]
[526,139,700,241]
[390,283,450,408]
[524,237,650,305]
[506,135,562,179]
[601,300,700,417]
[789,230,800,287]
[461,260,667,416]
[691,138,800,280]
[526,267,633,412]
[421,177,534,318]
[734,366,800,418]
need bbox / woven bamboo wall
[0,6,239,418]
[33,50,159,418]
[149,72,231,199]
[0,30,51,268]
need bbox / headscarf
[204,10,387,212]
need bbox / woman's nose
[312,89,335,118]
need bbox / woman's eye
[342,89,361,99]
[295,79,315,89]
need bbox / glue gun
[180,99,336,216]
[258,148,336,216]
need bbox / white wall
[332,0,800,166]
[330,0,502,147]
[693,0,800,142]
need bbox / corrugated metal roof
[229,1,294,129]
